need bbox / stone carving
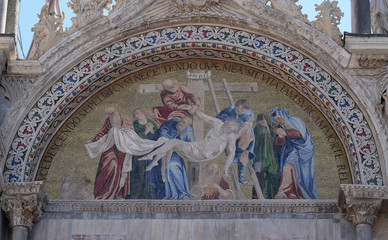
[344,198,382,226]
[110,0,130,13]
[0,182,46,230]
[45,199,338,214]
[381,90,388,129]
[338,184,388,226]
[28,0,65,60]
[171,0,222,12]
[358,56,386,69]
[67,0,112,33]
[266,0,308,22]
[311,0,343,46]
[48,0,62,16]
[371,0,388,34]
[60,172,92,200]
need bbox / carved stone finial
[267,0,308,23]
[338,184,388,227]
[110,0,130,13]
[67,0,112,33]
[171,0,222,12]
[0,182,46,230]
[311,0,344,45]
[27,1,65,60]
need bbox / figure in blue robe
[149,117,194,199]
[270,107,319,199]
[216,99,255,184]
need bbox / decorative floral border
[4,26,381,186]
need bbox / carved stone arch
[1,1,387,188]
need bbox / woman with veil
[270,107,319,199]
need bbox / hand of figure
[146,122,154,131]
[223,168,229,178]
[276,128,286,137]
[178,104,192,111]
[188,105,198,115]
[85,140,92,144]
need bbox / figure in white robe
[140,110,238,176]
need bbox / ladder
[207,78,264,200]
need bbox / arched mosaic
[4,25,381,186]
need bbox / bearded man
[85,107,166,200]
[87,107,132,200]
[150,79,200,124]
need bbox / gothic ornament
[266,0,308,23]
[67,0,112,33]
[311,0,343,46]
[27,1,65,60]
[170,0,221,12]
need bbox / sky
[17,0,352,59]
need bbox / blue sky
[17,0,351,59]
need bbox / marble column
[350,0,371,33]
[339,184,388,240]
[0,181,46,240]
[5,0,20,37]
[0,0,8,33]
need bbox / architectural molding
[0,34,16,61]
[0,181,46,230]
[338,184,388,226]
[44,199,338,214]
[6,60,43,76]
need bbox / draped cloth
[85,127,167,199]
[129,119,158,199]
[148,119,194,200]
[143,117,228,163]
[270,107,319,199]
[85,127,167,161]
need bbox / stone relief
[170,0,222,12]
[67,0,112,34]
[266,0,308,23]
[110,0,130,12]
[371,0,388,34]
[27,0,66,60]
[311,0,343,46]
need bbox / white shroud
[85,127,167,187]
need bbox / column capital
[0,181,46,230]
[338,184,388,226]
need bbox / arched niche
[2,24,383,195]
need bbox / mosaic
[4,26,381,190]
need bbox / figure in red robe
[89,107,133,200]
[150,79,201,124]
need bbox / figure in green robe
[252,114,280,199]
[128,108,158,199]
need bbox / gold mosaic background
[39,59,351,199]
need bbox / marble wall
[32,212,356,240]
